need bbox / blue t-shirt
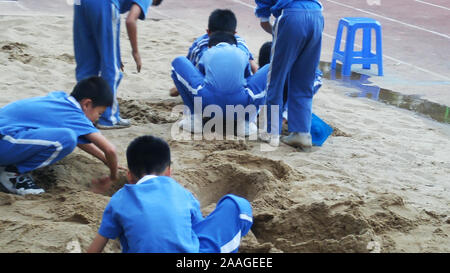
[111,0,152,20]
[98,175,204,253]
[187,33,254,70]
[255,0,322,18]
[198,43,249,94]
[0,91,98,144]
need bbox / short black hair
[152,0,163,6]
[208,31,237,47]
[70,76,113,107]
[208,9,237,33]
[126,135,171,178]
[258,41,272,68]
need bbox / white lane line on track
[321,33,450,81]
[230,0,450,80]
[415,0,450,11]
[324,0,450,39]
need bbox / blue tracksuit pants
[171,56,268,121]
[267,8,324,134]
[194,194,253,253]
[73,0,122,126]
[0,129,78,174]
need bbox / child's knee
[57,128,78,154]
[171,56,189,68]
[217,194,253,235]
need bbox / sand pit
[0,14,449,253]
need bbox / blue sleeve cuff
[134,0,151,20]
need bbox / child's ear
[163,166,171,177]
[127,170,136,184]
[80,98,93,111]
[206,29,211,35]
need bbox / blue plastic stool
[331,17,383,76]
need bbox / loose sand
[0,14,449,253]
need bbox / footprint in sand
[1,42,33,64]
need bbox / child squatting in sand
[88,135,253,253]
[171,31,269,136]
[0,76,120,195]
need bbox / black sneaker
[0,167,45,195]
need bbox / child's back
[89,135,253,253]
[200,43,249,94]
[101,175,202,253]
[0,91,95,142]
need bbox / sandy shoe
[236,121,258,137]
[258,131,279,147]
[97,118,131,130]
[281,132,312,152]
[0,167,44,195]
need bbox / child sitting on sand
[87,135,253,253]
[0,76,119,195]
[171,31,269,136]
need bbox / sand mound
[0,14,449,253]
[119,98,183,125]
[176,150,299,207]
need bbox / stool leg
[375,27,383,76]
[362,28,372,70]
[343,26,355,76]
[331,23,344,70]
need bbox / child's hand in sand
[91,176,113,194]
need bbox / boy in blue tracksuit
[170,9,257,97]
[0,77,120,195]
[73,0,163,129]
[171,32,269,136]
[187,9,258,75]
[88,135,253,253]
[255,0,324,151]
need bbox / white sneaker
[281,132,312,152]
[97,118,131,130]
[258,131,279,147]
[0,167,45,195]
[178,114,203,134]
[236,121,258,137]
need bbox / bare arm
[250,59,259,73]
[126,4,142,72]
[260,21,273,35]
[77,143,107,165]
[87,233,109,253]
[84,132,118,181]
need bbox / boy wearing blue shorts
[73,0,163,129]
[255,0,324,151]
[171,32,269,136]
[88,135,253,253]
[0,77,120,195]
